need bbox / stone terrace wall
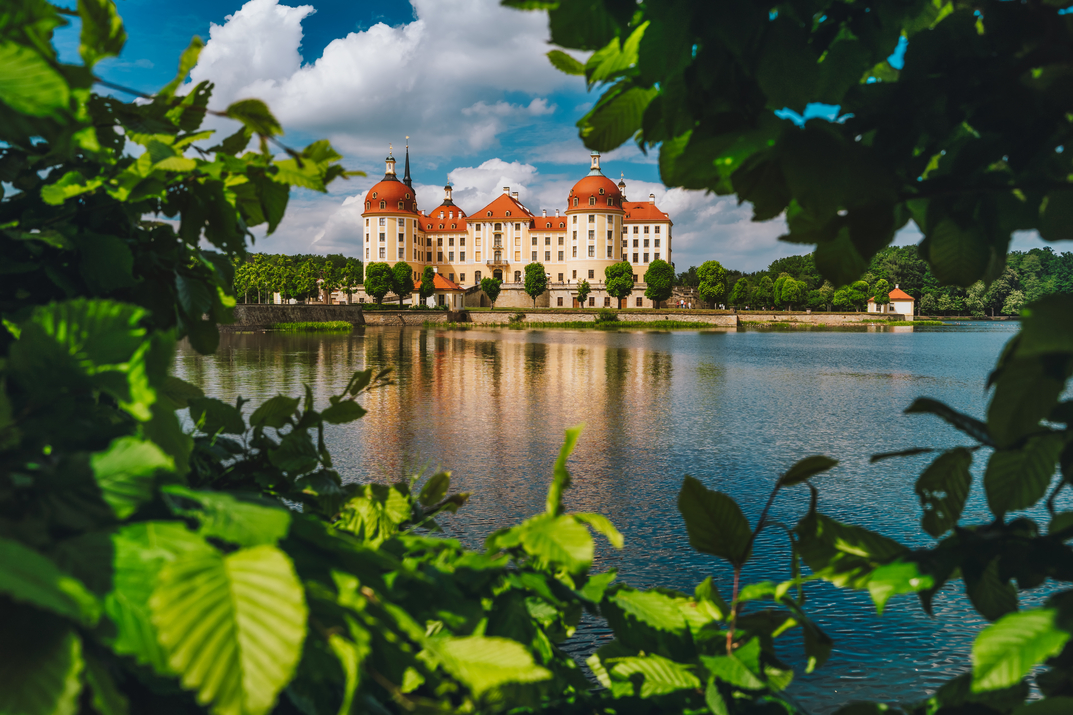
[224,304,456,330]
[465,310,739,327]
[737,311,905,324]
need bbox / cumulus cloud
[188,0,574,160]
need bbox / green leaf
[271,158,325,191]
[547,424,582,515]
[519,514,594,571]
[226,98,283,137]
[779,455,838,487]
[972,609,1070,692]
[336,484,412,546]
[41,170,103,205]
[796,512,908,588]
[188,396,246,435]
[162,486,291,547]
[813,226,867,287]
[418,472,450,506]
[547,49,585,75]
[0,536,100,625]
[573,512,625,548]
[85,652,129,715]
[677,476,752,566]
[160,37,204,97]
[1018,295,1073,357]
[151,545,308,715]
[756,17,819,110]
[268,430,319,474]
[79,233,136,294]
[106,522,213,673]
[0,610,84,715]
[984,434,1063,518]
[700,654,766,690]
[965,558,1018,622]
[608,654,701,697]
[434,636,551,696]
[927,219,990,288]
[92,436,174,519]
[905,397,993,446]
[79,0,126,66]
[988,357,1066,449]
[1040,190,1073,242]
[0,42,70,117]
[320,399,366,424]
[159,375,205,410]
[915,447,973,537]
[579,85,658,153]
[609,588,687,632]
[1014,697,1073,714]
[248,395,299,429]
[866,560,935,615]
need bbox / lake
[175,322,1051,712]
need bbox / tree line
[233,253,363,304]
[676,246,1073,315]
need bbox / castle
[358,145,674,308]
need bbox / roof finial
[388,142,393,156]
[403,136,412,188]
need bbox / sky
[55,0,1058,272]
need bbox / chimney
[648,193,655,204]
[895,284,899,289]
[555,209,560,217]
[433,267,438,273]
[512,191,519,200]
[503,186,510,195]
[542,209,547,217]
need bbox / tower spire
[403,136,412,188]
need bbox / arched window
[487,211,492,216]
[514,271,521,282]
[398,201,404,209]
[451,223,456,228]
[559,222,565,228]
[505,211,511,216]
[427,224,431,229]
[589,197,596,205]
[439,224,444,229]
[475,270,482,281]
[607,198,613,206]
[379,201,385,209]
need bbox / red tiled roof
[470,193,534,222]
[889,288,914,301]
[361,178,419,215]
[623,201,671,222]
[424,203,468,232]
[414,274,463,292]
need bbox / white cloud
[188,0,575,160]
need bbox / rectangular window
[379,218,386,226]
[460,252,466,262]
[604,297,611,307]
[365,248,369,259]
[633,274,638,282]
[655,226,661,233]
[515,251,521,261]
[515,223,521,230]
[379,247,385,259]
[449,251,454,262]
[654,252,660,261]
[558,236,564,245]
[588,245,595,257]
[545,236,551,245]
[427,251,433,261]
[438,237,443,246]
[606,246,613,258]
[644,226,650,234]
[379,232,386,242]
[449,237,455,246]
[557,273,563,282]
[460,273,466,283]
[644,239,649,248]
[557,297,563,306]
[633,239,639,247]
[633,226,638,234]
[643,253,649,262]
[460,236,466,245]
[572,270,577,279]
[607,230,613,240]
[399,233,404,243]
[475,252,481,261]
[654,239,660,247]
[365,233,369,243]
[633,253,638,263]
[588,297,595,306]
[449,273,454,281]
[545,251,551,261]
[558,251,564,261]
[607,214,614,223]
[532,236,538,246]
[427,238,432,246]
[437,252,444,262]
[365,218,369,226]
[514,237,520,246]
[573,215,578,224]
[588,230,594,239]
[636,297,643,307]
[588,269,594,279]
[572,231,577,240]
[532,251,538,260]
[572,246,577,257]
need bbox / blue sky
[57,0,1054,271]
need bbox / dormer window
[573,197,579,207]
[405,193,411,199]
[379,201,386,209]
[439,224,444,229]
[398,201,404,209]
[372,192,377,198]
[427,224,431,229]
[487,211,492,217]
[607,198,613,206]
[451,223,456,228]
[599,188,605,195]
[589,197,596,205]
[366,202,370,209]
[505,211,511,216]
[559,222,565,228]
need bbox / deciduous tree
[364,262,393,305]
[524,262,548,307]
[697,260,727,307]
[576,279,591,307]
[605,261,634,306]
[418,265,436,305]
[391,261,414,307]
[644,259,674,308]
[480,276,502,308]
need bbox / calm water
[174,322,1056,712]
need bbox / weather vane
[388,142,393,155]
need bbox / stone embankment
[226,305,910,330]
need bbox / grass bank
[271,321,353,332]
[425,320,724,330]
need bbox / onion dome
[362,145,419,215]
[424,184,468,232]
[567,152,623,209]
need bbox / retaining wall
[737,312,906,324]
[464,311,739,327]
